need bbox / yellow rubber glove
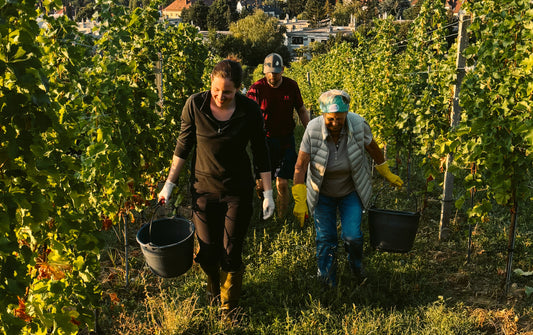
[292,184,308,228]
[375,162,404,188]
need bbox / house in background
[261,4,283,18]
[162,0,190,19]
[161,0,214,20]
[284,24,353,59]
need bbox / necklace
[332,134,342,160]
[216,119,230,134]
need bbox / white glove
[158,181,176,204]
[262,189,275,220]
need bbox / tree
[294,32,357,59]
[324,0,334,20]
[229,10,290,66]
[74,1,97,21]
[304,0,327,27]
[287,0,306,18]
[332,1,368,26]
[207,31,246,61]
[181,0,209,30]
[332,1,351,26]
[207,0,236,30]
[402,0,422,20]
[379,0,411,19]
[359,0,380,23]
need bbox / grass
[94,161,533,334]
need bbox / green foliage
[1,0,101,333]
[287,0,306,18]
[401,0,454,174]
[207,0,237,31]
[158,22,209,126]
[207,30,246,62]
[303,0,326,27]
[331,1,353,26]
[402,0,422,20]
[208,10,290,67]
[453,0,532,211]
[294,32,358,59]
[180,0,209,30]
[286,0,532,220]
[2,0,532,332]
[229,10,289,67]
[379,0,412,19]
[1,1,207,333]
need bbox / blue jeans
[313,191,364,286]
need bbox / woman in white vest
[292,89,403,287]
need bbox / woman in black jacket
[158,58,274,316]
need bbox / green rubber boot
[220,265,245,319]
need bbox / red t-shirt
[246,77,304,138]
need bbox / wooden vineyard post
[439,11,470,241]
[505,189,518,294]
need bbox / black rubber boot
[344,239,366,279]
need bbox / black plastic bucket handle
[147,201,164,247]
[136,201,195,277]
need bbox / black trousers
[192,190,253,274]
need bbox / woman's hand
[292,184,308,227]
[375,162,403,188]
[262,190,275,219]
[158,181,176,204]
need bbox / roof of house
[450,0,464,14]
[163,0,191,12]
[163,0,213,12]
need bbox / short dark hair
[211,58,243,88]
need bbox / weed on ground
[95,178,533,334]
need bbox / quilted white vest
[305,113,373,213]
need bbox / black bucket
[367,186,420,253]
[368,208,420,252]
[137,215,195,278]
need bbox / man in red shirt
[247,53,310,220]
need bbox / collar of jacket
[318,113,352,142]
[198,91,248,120]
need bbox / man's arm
[297,105,310,128]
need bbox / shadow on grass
[97,183,533,334]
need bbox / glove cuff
[263,189,273,199]
[165,180,176,188]
[292,183,306,193]
[292,184,307,203]
[375,162,391,175]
